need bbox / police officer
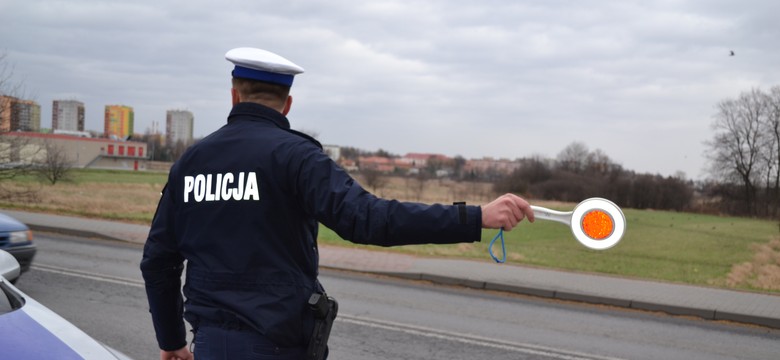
[141,47,534,360]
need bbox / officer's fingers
[514,196,535,223]
[502,217,518,231]
[501,207,521,231]
[524,206,535,223]
[500,194,528,223]
[502,194,537,229]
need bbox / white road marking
[32,264,624,359]
[32,263,144,288]
[338,314,625,360]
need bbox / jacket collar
[227,102,291,129]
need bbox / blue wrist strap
[488,228,506,263]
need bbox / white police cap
[225,47,304,87]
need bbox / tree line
[492,143,693,212]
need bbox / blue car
[0,250,133,359]
[0,212,36,281]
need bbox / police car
[0,250,133,359]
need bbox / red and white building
[0,132,149,171]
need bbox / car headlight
[9,230,32,244]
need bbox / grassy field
[2,168,779,293]
[320,208,779,291]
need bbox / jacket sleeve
[140,182,187,351]
[292,145,482,246]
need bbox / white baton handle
[530,206,573,226]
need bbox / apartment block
[166,109,194,145]
[104,105,134,139]
[52,100,85,131]
[0,95,41,132]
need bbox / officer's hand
[160,346,193,360]
[481,193,534,230]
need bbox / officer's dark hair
[231,77,290,108]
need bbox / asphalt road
[14,233,780,360]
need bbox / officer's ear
[282,96,293,115]
[231,88,241,106]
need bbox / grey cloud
[2,0,779,179]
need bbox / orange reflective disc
[581,210,614,240]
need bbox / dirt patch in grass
[726,239,780,291]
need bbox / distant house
[339,158,358,172]
[463,157,522,176]
[398,153,450,168]
[358,156,395,173]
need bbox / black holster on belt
[306,292,338,360]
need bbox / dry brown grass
[2,174,510,224]
[726,239,780,291]
[2,172,560,224]
[4,182,163,223]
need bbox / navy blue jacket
[141,102,482,350]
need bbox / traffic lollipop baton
[531,197,626,250]
[489,198,625,263]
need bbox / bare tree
[171,140,190,161]
[452,155,466,179]
[0,134,41,201]
[410,170,427,201]
[706,89,769,215]
[36,140,73,185]
[585,148,613,176]
[360,168,388,194]
[765,86,780,217]
[556,141,589,173]
[0,135,36,178]
[0,53,41,200]
[0,52,26,129]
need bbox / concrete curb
[323,267,780,330]
[27,224,127,243]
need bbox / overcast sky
[2,0,779,179]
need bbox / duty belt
[198,318,257,332]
